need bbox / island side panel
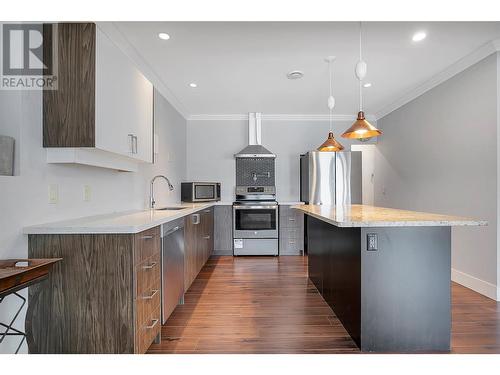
[307,217,361,347]
[360,226,451,352]
[27,234,135,353]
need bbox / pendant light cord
[329,59,333,132]
[359,21,362,61]
[359,80,363,112]
[359,21,363,112]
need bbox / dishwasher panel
[161,218,185,324]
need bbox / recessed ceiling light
[189,83,197,88]
[158,33,170,40]
[412,31,427,42]
[363,83,372,88]
[287,70,304,80]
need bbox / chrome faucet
[150,175,174,209]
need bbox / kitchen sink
[155,207,186,211]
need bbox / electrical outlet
[48,184,58,204]
[84,185,91,202]
[367,233,378,251]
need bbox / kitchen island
[293,204,486,353]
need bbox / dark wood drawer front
[136,286,161,328]
[134,226,160,265]
[136,306,161,354]
[135,254,161,298]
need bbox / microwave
[181,182,221,202]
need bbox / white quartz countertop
[293,204,488,228]
[23,203,216,235]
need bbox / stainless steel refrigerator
[300,151,362,205]
[300,151,362,254]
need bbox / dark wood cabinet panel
[27,233,134,353]
[184,208,214,292]
[27,226,161,354]
[184,213,199,292]
[201,207,214,261]
[43,23,96,147]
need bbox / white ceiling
[109,22,500,118]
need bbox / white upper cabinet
[95,27,153,163]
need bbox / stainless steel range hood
[235,113,276,158]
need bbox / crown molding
[97,22,190,119]
[375,38,500,120]
[188,113,377,122]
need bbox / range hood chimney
[234,113,276,158]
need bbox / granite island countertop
[23,202,217,235]
[292,204,487,227]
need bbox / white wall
[137,90,187,208]
[351,144,375,205]
[0,89,186,353]
[186,118,376,202]
[374,53,498,300]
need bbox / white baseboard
[451,268,498,301]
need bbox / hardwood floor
[451,281,500,353]
[147,256,500,354]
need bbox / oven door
[233,204,279,238]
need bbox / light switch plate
[48,184,58,204]
[367,233,378,251]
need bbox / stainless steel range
[233,113,278,256]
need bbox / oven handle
[233,205,278,210]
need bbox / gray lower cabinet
[214,205,233,255]
[279,205,304,255]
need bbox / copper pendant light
[317,131,345,151]
[317,56,344,152]
[341,22,382,140]
[342,111,381,139]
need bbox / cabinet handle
[133,135,138,154]
[142,289,159,300]
[203,209,211,213]
[142,261,157,270]
[145,319,159,329]
[141,235,154,240]
[204,235,211,240]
